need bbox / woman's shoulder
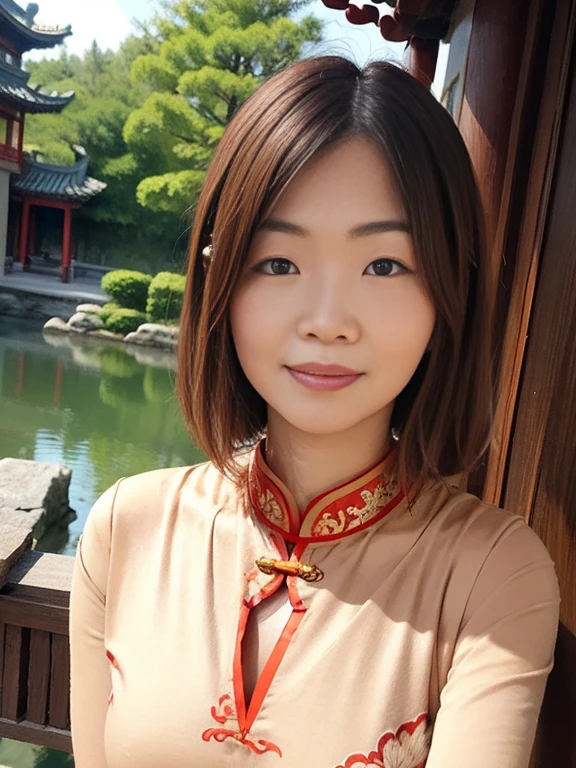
[76,461,242,597]
[435,486,553,562]
[119,459,241,511]
[83,459,240,542]
[115,458,222,500]
[426,484,560,611]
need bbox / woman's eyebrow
[255,218,411,238]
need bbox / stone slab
[0,458,74,543]
[0,523,33,591]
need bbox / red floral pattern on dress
[105,649,119,705]
[335,713,431,768]
[202,693,282,757]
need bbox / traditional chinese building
[10,145,107,282]
[0,0,85,282]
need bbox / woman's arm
[69,478,125,768]
[426,521,561,768]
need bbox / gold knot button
[255,557,324,582]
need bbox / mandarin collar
[247,440,405,544]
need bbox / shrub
[101,270,152,312]
[99,302,120,324]
[104,308,147,336]
[146,272,186,322]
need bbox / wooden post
[448,1,576,764]
[405,37,439,89]
[61,205,72,284]
[18,197,29,270]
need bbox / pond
[0,314,205,767]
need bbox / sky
[26,0,448,96]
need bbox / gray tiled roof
[0,58,73,112]
[0,0,72,49]
[12,149,107,202]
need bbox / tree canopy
[124,0,322,214]
[24,35,162,229]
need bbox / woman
[69,56,560,768]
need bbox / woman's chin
[269,409,367,437]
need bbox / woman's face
[229,136,436,438]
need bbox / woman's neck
[265,407,394,513]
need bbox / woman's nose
[296,276,361,344]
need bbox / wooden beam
[0,717,71,753]
[406,37,439,88]
[0,596,69,635]
[17,195,81,211]
[454,0,574,502]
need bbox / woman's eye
[364,258,406,277]
[256,258,298,275]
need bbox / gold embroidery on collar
[312,477,400,536]
[258,488,285,524]
[248,439,404,542]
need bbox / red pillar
[18,197,30,269]
[61,204,72,283]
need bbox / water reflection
[0,315,205,767]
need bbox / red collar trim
[247,440,405,544]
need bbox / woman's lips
[286,366,363,392]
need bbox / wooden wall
[446,0,576,764]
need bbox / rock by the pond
[43,316,71,333]
[76,302,104,314]
[0,458,76,543]
[68,311,104,332]
[42,315,179,350]
[124,322,179,349]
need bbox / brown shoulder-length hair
[177,55,496,504]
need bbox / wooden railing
[0,542,73,753]
[0,141,20,165]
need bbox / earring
[202,234,213,271]
[391,426,401,442]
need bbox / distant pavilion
[11,145,107,282]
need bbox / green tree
[124,0,323,214]
[24,37,161,227]
[23,36,189,271]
